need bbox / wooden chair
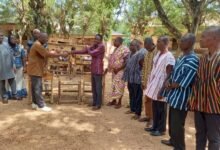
[57,60,81,104]
[58,76,81,104]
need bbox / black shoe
[87,103,95,107]
[92,106,101,111]
[144,127,155,132]
[161,139,173,146]
[150,130,165,136]
[12,96,22,100]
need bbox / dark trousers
[1,78,17,99]
[30,76,45,108]
[91,74,102,107]
[195,112,220,150]
[127,83,142,116]
[168,107,187,150]
[152,100,167,132]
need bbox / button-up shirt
[74,43,105,75]
[122,48,146,84]
[163,52,199,110]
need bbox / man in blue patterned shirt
[161,33,199,150]
[122,39,146,120]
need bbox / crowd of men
[0,25,219,150]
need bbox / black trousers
[127,83,142,116]
[91,74,102,107]
[195,112,220,150]
[30,76,45,108]
[152,100,167,132]
[169,107,187,150]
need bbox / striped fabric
[164,52,199,110]
[122,48,146,84]
[144,51,175,101]
[188,52,220,114]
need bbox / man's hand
[113,68,122,74]
[142,84,146,90]
[170,82,180,89]
[23,67,27,73]
[157,89,164,100]
[85,45,89,49]
[104,69,108,75]
[60,51,69,57]
[157,92,163,99]
[13,68,16,74]
[164,81,171,90]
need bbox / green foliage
[0,0,219,40]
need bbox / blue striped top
[163,52,199,110]
[122,48,146,84]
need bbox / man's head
[157,36,169,51]
[94,34,103,45]
[144,37,155,51]
[38,32,48,45]
[129,39,140,53]
[0,31,4,44]
[200,26,220,49]
[179,33,196,52]
[33,29,40,40]
[114,37,123,48]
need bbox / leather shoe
[92,106,101,111]
[161,139,173,146]
[150,130,165,136]
[144,127,155,132]
[139,117,150,122]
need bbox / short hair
[159,35,169,45]
[39,32,48,39]
[33,29,40,33]
[131,39,141,49]
[181,33,196,44]
[115,37,123,44]
[95,34,103,41]
[204,26,220,39]
[144,37,154,45]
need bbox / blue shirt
[163,52,199,111]
[10,45,26,68]
[122,48,146,84]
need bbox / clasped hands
[55,47,76,57]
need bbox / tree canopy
[0,0,219,40]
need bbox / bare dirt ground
[0,74,196,150]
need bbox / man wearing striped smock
[122,39,146,120]
[144,36,175,136]
[188,26,220,150]
[161,33,199,150]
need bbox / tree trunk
[153,0,182,39]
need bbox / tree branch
[153,0,182,39]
